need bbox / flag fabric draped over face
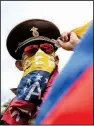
[16,70,50,103]
[35,22,93,125]
[2,45,57,124]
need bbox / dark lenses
[24,43,54,57]
[40,43,54,54]
[24,45,38,57]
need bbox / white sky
[1,1,93,105]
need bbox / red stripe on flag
[10,99,36,112]
[41,64,93,124]
[2,98,36,125]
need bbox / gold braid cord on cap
[15,36,60,53]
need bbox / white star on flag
[45,78,49,83]
[11,110,20,122]
[48,60,54,66]
[48,55,55,60]
[35,56,43,61]
[35,73,43,81]
[27,78,31,85]
[35,61,44,65]
[23,86,27,93]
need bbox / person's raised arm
[57,22,91,51]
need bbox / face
[15,43,59,73]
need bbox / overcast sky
[1,1,93,105]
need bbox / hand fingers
[57,38,73,50]
[57,32,79,50]
[69,32,79,45]
[60,32,70,42]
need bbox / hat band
[15,36,60,53]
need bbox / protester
[1,19,90,125]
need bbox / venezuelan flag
[34,22,93,125]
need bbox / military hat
[6,19,61,60]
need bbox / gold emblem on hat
[30,27,39,37]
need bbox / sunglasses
[23,43,54,57]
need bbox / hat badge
[30,27,39,37]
